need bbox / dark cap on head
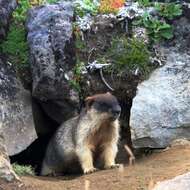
[85,92,121,120]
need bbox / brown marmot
[41,92,121,175]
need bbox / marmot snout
[86,92,121,121]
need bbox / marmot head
[85,92,121,121]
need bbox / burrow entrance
[10,98,59,175]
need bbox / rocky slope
[130,16,190,148]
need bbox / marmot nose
[112,107,121,117]
[112,110,120,115]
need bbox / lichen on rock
[26,1,79,123]
[0,0,17,40]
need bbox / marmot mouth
[110,115,119,121]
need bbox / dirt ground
[1,144,190,190]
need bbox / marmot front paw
[104,164,120,170]
[83,167,98,174]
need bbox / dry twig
[124,144,135,166]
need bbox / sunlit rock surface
[26,1,79,123]
[0,58,37,156]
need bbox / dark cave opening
[115,96,135,164]
[119,97,133,147]
[10,135,51,175]
[10,98,59,175]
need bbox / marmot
[41,92,121,175]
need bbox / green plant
[69,79,81,93]
[13,0,31,23]
[46,0,59,3]
[0,24,28,66]
[69,61,85,92]
[100,36,150,75]
[74,60,85,77]
[29,0,59,6]
[12,163,35,176]
[135,13,173,42]
[0,0,32,68]
[137,0,151,7]
[155,2,182,20]
[74,0,99,17]
[74,28,86,50]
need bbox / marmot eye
[93,102,110,112]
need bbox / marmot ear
[85,96,95,110]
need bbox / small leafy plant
[74,0,99,17]
[12,163,35,176]
[0,0,32,67]
[30,0,59,5]
[100,36,150,75]
[133,1,182,43]
[69,60,85,92]
[13,0,31,23]
[155,2,182,20]
[0,24,29,66]
[135,13,173,42]
[137,0,151,7]
[74,26,86,50]
[46,0,59,3]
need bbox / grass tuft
[12,163,35,176]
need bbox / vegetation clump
[0,0,60,68]
[13,0,31,22]
[134,1,182,43]
[74,0,99,17]
[99,36,151,75]
[69,60,86,93]
[155,2,182,20]
[0,0,30,68]
[134,13,173,42]
[74,0,126,17]
[12,163,35,176]
[0,24,29,66]
[0,0,183,80]
[136,0,151,7]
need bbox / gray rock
[153,172,190,190]
[26,1,79,123]
[130,48,190,148]
[0,133,20,182]
[169,17,190,52]
[130,15,190,149]
[0,0,17,40]
[0,58,37,156]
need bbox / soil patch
[1,144,190,190]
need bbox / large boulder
[0,57,37,156]
[130,16,190,149]
[153,172,190,190]
[0,0,17,40]
[130,49,190,148]
[26,1,79,123]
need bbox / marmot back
[41,92,121,175]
